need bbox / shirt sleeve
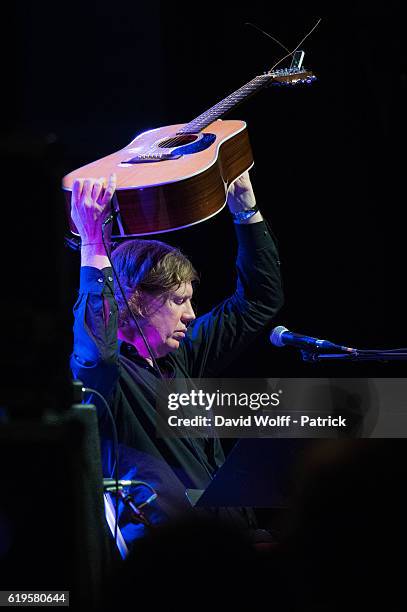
[177,220,284,377]
[70,266,120,404]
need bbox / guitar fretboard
[178,74,272,134]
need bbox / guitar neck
[178,73,273,134]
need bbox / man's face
[140,282,196,358]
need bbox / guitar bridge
[121,152,182,164]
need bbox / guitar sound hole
[158,135,198,148]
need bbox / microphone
[270,326,354,352]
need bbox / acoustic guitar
[63,58,316,237]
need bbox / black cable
[75,208,216,550]
[103,478,157,499]
[101,219,166,380]
[81,386,120,545]
[100,216,215,481]
[103,479,158,529]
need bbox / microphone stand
[301,350,407,362]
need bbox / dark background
[1,5,406,412]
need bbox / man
[71,170,283,546]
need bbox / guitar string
[145,74,267,153]
[244,22,293,56]
[268,17,322,73]
[180,75,268,136]
[177,18,321,139]
[202,18,322,130]
[127,72,282,157]
[120,18,321,184]
[145,18,321,151]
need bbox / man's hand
[227,171,262,223]
[227,171,256,212]
[71,173,117,268]
[71,173,117,245]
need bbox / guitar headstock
[267,67,316,86]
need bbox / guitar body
[63,119,253,236]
